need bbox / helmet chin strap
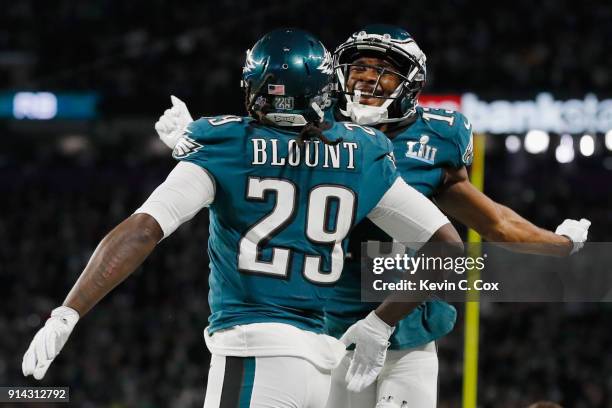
[341,86,401,126]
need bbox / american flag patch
[268,84,285,95]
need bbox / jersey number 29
[238,177,355,285]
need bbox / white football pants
[326,342,438,408]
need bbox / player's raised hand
[154,95,194,149]
[22,306,79,380]
[555,218,591,254]
[339,311,395,392]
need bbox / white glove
[339,311,395,392]
[22,306,79,380]
[555,218,591,254]
[154,95,194,149]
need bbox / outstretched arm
[22,214,163,380]
[65,160,214,315]
[23,161,214,380]
[63,213,162,315]
[434,166,589,256]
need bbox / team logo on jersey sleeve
[462,132,474,164]
[386,151,397,168]
[172,135,203,159]
[405,135,438,164]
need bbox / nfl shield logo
[268,84,285,95]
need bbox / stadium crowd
[1,0,612,115]
[1,0,611,406]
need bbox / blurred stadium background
[1,1,611,407]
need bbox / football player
[22,29,462,408]
[326,24,591,408]
[155,25,590,408]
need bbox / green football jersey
[174,115,399,335]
